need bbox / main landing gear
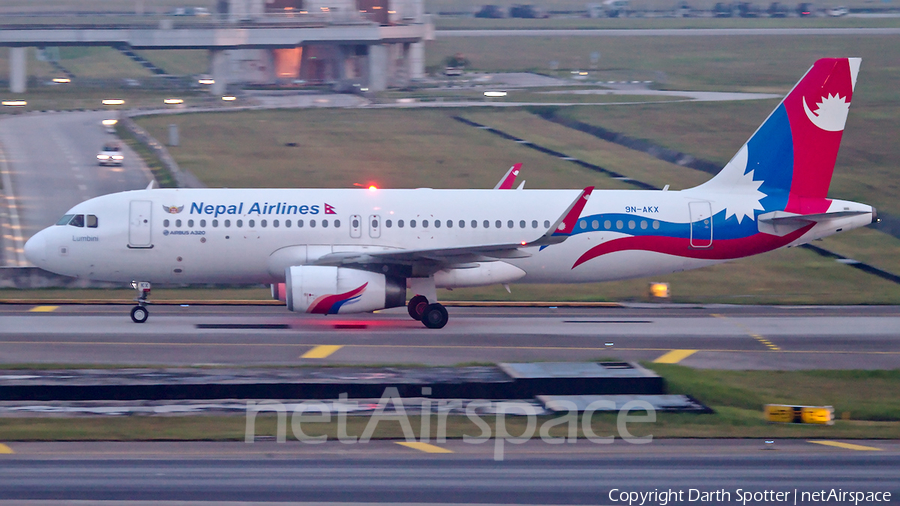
[407,295,448,329]
[130,281,151,323]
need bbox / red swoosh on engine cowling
[307,283,368,314]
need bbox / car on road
[97,143,124,166]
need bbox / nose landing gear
[130,281,151,323]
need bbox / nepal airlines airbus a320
[24,58,876,328]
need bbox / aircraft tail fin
[696,58,860,215]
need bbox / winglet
[529,187,594,246]
[494,163,522,190]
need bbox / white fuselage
[24,187,874,287]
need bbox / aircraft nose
[24,230,47,266]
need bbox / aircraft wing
[312,186,593,271]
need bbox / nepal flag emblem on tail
[324,203,336,215]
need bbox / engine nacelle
[285,266,405,314]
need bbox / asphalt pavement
[0,305,897,369]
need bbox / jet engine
[285,265,406,314]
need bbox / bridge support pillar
[367,44,388,92]
[210,49,229,95]
[10,47,27,93]
[408,42,425,80]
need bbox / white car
[97,143,124,166]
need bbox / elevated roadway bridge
[0,20,433,93]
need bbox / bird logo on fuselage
[163,205,184,214]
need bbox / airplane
[24,58,876,328]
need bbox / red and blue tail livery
[26,58,875,328]
[570,58,871,270]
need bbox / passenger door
[689,201,713,249]
[128,200,153,248]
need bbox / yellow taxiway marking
[809,441,883,451]
[653,349,697,364]
[301,345,343,359]
[0,444,14,454]
[28,305,58,312]
[395,442,454,454]
[751,334,781,351]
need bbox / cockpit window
[56,214,75,226]
[69,214,85,228]
[87,215,98,228]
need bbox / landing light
[164,98,184,104]
[102,119,118,126]
[484,91,507,97]
[198,78,215,85]
[222,96,237,101]
[102,99,125,105]
[2,100,27,106]
[52,78,71,83]
[368,185,378,191]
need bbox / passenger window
[398,220,405,228]
[495,220,501,228]
[410,220,416,228]
[212,219,219,227]
[273,220,279,228]
[422,220,429,228]
[285,220,291,228]
[310,220,316,228]
[188,219,194,228]
[176,219,182,228]
[532,220,538,229]
[56,215,74,226]
[87,215,98,228]
[519,220,526,228]
[483,220,489,228]
[334,219,340,228]
[386,219,392,228]
[163,219,170,228]
[261,220,267,228]
[604,220,611,229]
[460,220,466,229]
[200,219,207,227]
[447,220,453,228]
[471,220,477,228]
[507,220,514,228]
[352,218,360,228]
[322,220,329,228]
[224,219,231,228]
[237,219,243,228]
[544,220,550,228]
[434,220,440,229]
[298,220,304,228]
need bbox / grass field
[0,365,897,440]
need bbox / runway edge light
[764,404,834,425]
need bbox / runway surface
[436,27,900,37]
[0,439,897,504]
[0,304,898,369]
